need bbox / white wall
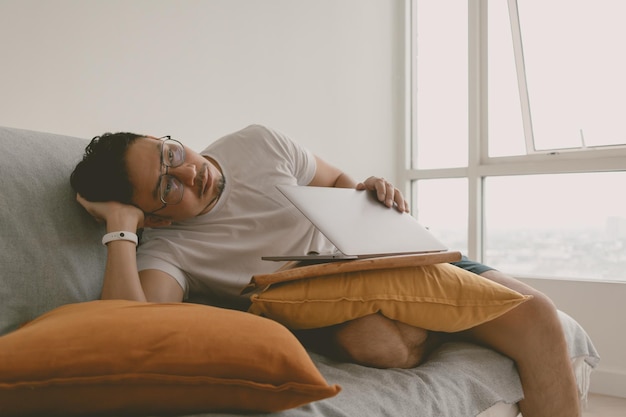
[0,0,406,183]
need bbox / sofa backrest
[0,126,106,336]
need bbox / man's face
[126,137,224,223]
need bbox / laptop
[262,185,448,262]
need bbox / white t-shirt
[136,125,336,309]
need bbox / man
[71,124,580,417]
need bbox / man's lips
[198,166,210,198]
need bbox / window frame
[405,0,626,268]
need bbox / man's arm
[76,194,184,303]
[308,155,409,212]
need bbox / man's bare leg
[328,274,580,416]
[460,270,580,417]
[295,270,580,416]
[331,313,435,368]
[294,314,437,369]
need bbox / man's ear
[144,215,172,228]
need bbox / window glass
[518,0,626,149]
[414,0,467,168]
[487,0,526,157]
[412,178,468,255]
[489,0,626,155]
[484,172,626,282]
[519,0,626,150]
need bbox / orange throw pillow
[0,300,340,416]
[249,263,531,331]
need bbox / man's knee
[464,270,566,361]
[479,270,559,324]
[332,314,431,369]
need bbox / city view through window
[415,173,626,283]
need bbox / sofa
[0,125,600,417]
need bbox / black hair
[70,132,143,204]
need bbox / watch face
[102,231,138,246]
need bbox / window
[484,172,626,282]
[409,0,626,282]
[413,1,468,169]
[412,178,468,256]
[489,0,626,155]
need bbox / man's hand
[76,194,145,231]
[356,177,409,213]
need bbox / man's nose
[168,163,197,186]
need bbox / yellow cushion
[0,300,340,416]
[249,263,531,332]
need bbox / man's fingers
[371,178,394,208]
[384,181,395,208]
[357,177,410,212]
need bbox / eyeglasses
[148,136,186,214]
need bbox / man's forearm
[101,240,147,302]
[100,213,147,302]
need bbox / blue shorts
[449,255,495,275]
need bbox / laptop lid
[267,185,448,259]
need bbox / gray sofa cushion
[0,126,106,335]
